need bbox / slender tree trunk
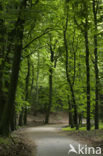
[93,0,99,129]
[34,52,40,115]
[0,2,6,128]
[36,52,39,110]
[68,95,74,128]
[64,14,78,130]
[24,57,30,125]
[84,16,91,131]
[45,44,54,124]
[30,65,34,95]
[10,103,16,131]
[18,109,23,126]
[79,113,82,125]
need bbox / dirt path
[24,124,102,156]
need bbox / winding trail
[25,124,100,156]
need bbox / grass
[62,122,103,131]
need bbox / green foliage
[62,122,103,131]
[0,0,103,133]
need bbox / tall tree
[0,0,28,136]
[74,1,91,130]
[34,51,40,115]
[63,11,78,129]
[45,37,54,124]
[24,57,30,125]
[84,2,91,130]
[93,0,99,129]
[0,2,5,128]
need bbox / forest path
[24,124,99,156]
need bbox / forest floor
[0,130,35,156]
[62,128,103,152]
[0,112,103,156]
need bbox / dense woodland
[0,0,103,136]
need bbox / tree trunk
[24,57,30,125]
[79,113,82,125]
[84,16,91,131]
[30,65,35,95]
[10,103,16,131]
[0,2,6,129]
[34,52,40,115]
[45,43,54,124]
[0,0,27,136]
[64,13,78,130]
[68,95,74,128]
[93,0,99,129]
[18,109,23,126]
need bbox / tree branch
[23,28,51,50]
[22,45,47,58]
